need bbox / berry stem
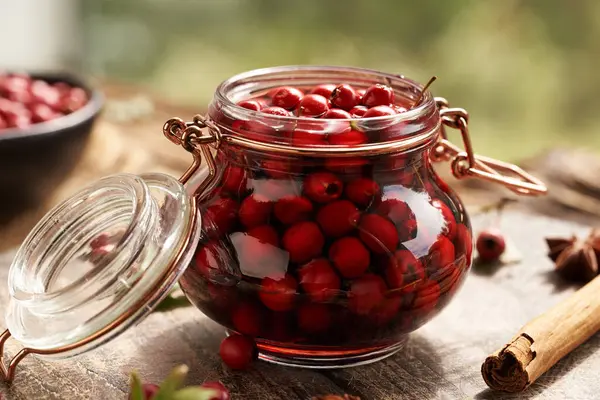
[412,76,437,108]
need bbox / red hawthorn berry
[297,303,331,333]
[61,87,87,113]
[356,88,366,103]
[349,105,368,118]
[237,99,263,111]
[293,118,348,135]
[454,223,473,263]
[193,240,224,279]
[310,84,337,99]
[376,198,418,241]
[30,103,58,123]
[274,195,313,225]
[437,264,462,296]
[362,84,395,107]
[207,282,238,310]
[297,94,329,117]
[432,199,457,240]
[290,129,328,146]
[231,302,263,337]
[316,200,360,238]
[259,274,297,311]
[261,159,296,179]
[427,236,456,271]
[413,280,441,314]
[330,84,359,110]
[219,334,258,370]
[348,273,387,315]
[297,258,341,302]
[89,233,110,250]
[232,119,273,142]
[327,129,368,146]
[221,165,247,196]
[323,108,352,119]
[344,178,380,208]
[358,214,399,254]
[370,296,402,326]
[238,194,273,229]
[247,225,279,247]
[204,198,238,235]
[329,237,370,278]
[385,249,426,291]
[261,106,293,116]
[476,229,506,263]
[362,105,396,118]
[282,221,325,263]
[271,86,304,110]
[324,157,368,175]
[303,172,343,203]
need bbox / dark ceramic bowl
[0,72,103,219]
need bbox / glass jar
[0,66,546,382]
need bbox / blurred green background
[82,0,600,161]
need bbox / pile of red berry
[178,82,473,354]
[0,72,88,132]
[238,83,403,119]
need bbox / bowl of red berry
[0,66,546,383]
[0,71,103,213]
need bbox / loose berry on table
[219,334,258,370]
[476,229,506,263]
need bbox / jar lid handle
[431,97,548,196]
[163,114,220,196]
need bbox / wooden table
[0,211,598,400]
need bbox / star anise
[546,228,600,282]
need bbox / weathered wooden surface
[0,211,599,400]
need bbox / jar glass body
[178,66,473,367]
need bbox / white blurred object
[0,0,82,72]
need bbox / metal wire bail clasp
[432,97,547,196]
[163,114,220,195]
[0,330,30,384]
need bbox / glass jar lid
[4,172,200,358]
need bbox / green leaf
[153,365,189,400]
[172,387,220,400]
[129,371,145,400]
[153,295,191,313]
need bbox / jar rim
[214,65,437,124]
[209,65,442,156]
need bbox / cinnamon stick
[482,274,600,392]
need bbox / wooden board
[0,211,598,399]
